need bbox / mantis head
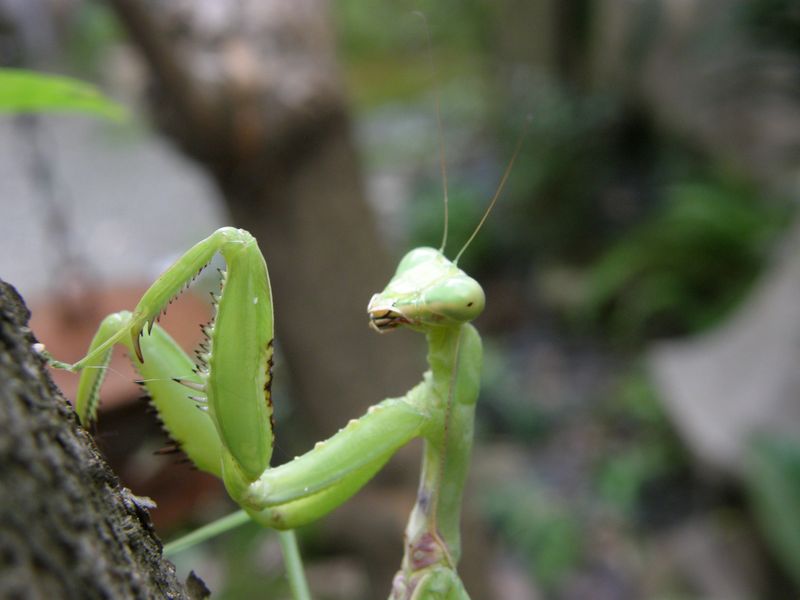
[368,247,485,332]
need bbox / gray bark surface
[0,279,199,599]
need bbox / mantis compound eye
[420,275,485,323]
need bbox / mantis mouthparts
[367,294,410,332]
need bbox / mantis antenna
[453,115,531,264]
[414,11,450,254]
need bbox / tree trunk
[0,279,203,599]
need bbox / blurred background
[1,0,799,598]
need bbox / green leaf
[745,435,800,587]
[0,68,124,120]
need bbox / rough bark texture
[0,279,198,600]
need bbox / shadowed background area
[0,0,799,598]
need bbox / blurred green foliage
[335,0,492,108]
[479,341,553,441]
[65,3,122,75]
[594,370,688,519]
[0,68,124,120]
[745,436,800,588]
[741,0,800,52]
[170,519,291,600]
[482,480,582,589]
[336,0,492,61]
[582,176,788,343]
[499,85,634,265]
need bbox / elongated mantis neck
[403,323,481,572]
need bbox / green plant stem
[278,530,312,600]
[163,509,251,557]
[164,511,311,598]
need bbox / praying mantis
[50,108,526,600]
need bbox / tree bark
[0,279,202,599]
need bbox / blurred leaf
[740,0,800,52]
[479,342,552,440]
[582,177,788,342]
[482,480,582,588]
[0,69,124,121]
[745,435,800,588]
[594,369,690,522]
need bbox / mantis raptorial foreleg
[75,311,223,475]
[68,228,428,523]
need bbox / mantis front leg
[70,228,427,526]
[73,227,275,484]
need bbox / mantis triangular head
[367,248,485,332]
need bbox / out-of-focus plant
[581,176,788,343]
[167,518,291,600]
[481,479,582,589]
[0,68,124,120]
[500,84,631,265]
[479,341,553,441]
[594,370,688,519]
[335,0,492,108]
[65,3,122,75]
[745,435,800,588]
[740,0,800,52]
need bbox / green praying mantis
[50,112,526,599]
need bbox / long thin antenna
[454,115,531,264]
[413,11,450,254]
